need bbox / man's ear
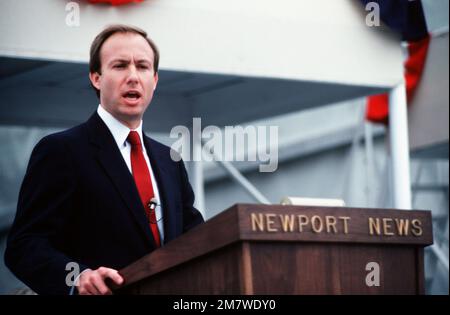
[89,72,101,90]
[153,72,158,91]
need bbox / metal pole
[430,244,450,272]
[388,84,412,209]
[202,138,271,205]
[364,121,375,207]
[341,103,365,205]
[216,159,271,204]
[190,121,206,218]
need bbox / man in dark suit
[4,24,204,295]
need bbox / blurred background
[0,0,448,294]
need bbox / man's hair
[89,24,160,98]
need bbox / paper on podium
[280,197,345,207]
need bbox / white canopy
[0,0,404,87]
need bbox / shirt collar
[97,104,144,149]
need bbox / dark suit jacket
[4,112,204,294]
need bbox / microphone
[148,197,159,211]
[147,198,162,224]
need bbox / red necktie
[127,131,161,247]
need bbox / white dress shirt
[97,105,165,243]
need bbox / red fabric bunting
[88,0,143,6]
[366,35,431,124]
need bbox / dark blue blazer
[5,112,204,294]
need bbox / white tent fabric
[0,0,404,87]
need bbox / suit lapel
[86,113,156,248]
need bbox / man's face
[89,32,158,128]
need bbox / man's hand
[76,267,124,295]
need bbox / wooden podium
[115,204,433,295]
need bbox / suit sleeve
[177,159,205,232]
[4,135,89,295]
